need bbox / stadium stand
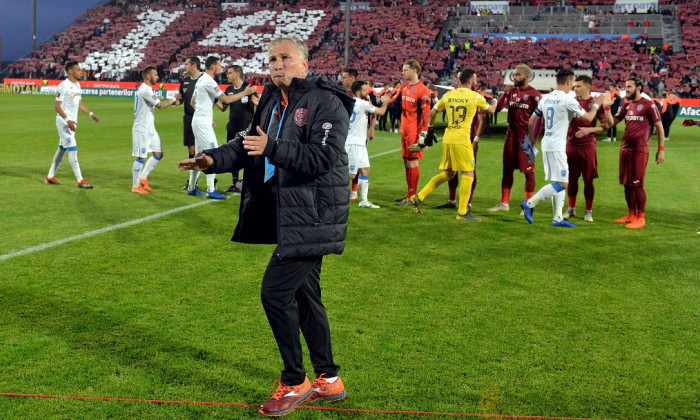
[2,0,698,98]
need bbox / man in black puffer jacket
[178,37,354,417]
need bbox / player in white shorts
[346,81,390,208]
[131,66,180,194]
[521,69,608,227]
[188,55,257,199]
[45,61,100,188]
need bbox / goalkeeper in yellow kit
[410,68,497,220]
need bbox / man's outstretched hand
[177,154,213,171]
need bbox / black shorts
[183,115,195,147]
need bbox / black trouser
[261,253,339,385]
[227,127,242,184]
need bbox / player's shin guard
[448,173,459,201]
[552,190,565,222]
[140,155,161,179]
[458,174,475,215]
[527,182,564,208]
[132,159,144,188]
[188,170,200,191]
[67,149,83,182]
[525,172,536,200]
[634,187,647,214]
[205,173,216,193]
[408,166,419,198]
[48,147,66,178]
[358,175,369,202]
[418,171,451,201]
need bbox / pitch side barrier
[0,78,250,100]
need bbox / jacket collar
[259,75,354,118]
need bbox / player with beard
[604,75,665,229]
[488,65,542,213]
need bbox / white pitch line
[1,200,213,262]
[370,148,402,158]
[3,149,403,263]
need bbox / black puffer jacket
[203,75,354,258]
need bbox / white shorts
[543,151,569,183]
[56,117,77,149]
[345,144,370,175]
[192,123,218,155]
[132,129,162,157]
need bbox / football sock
[188,170,200,191]
[206,173,216,193]
[585,199,593,212]
[634,187,647,213]
[469,171,477,204]
[448,173,459,201]
[132,159,144,188]
[48,147,66,178]
[140,155,160,179]
[552,190,565,222]
[584,181,594,208]
[500,188,511,205]
[568,195,577,208]
[418,171,451,201]
[67,150,83,181]
[407,166,420,198]
[458,174,475,215]
[624,186,636,212]
[527,182,564,208]
[525,172,536,198]
[358,175,369,202]
[351,176,359,193]
[324,376,338,384]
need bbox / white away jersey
[192,73,222,125]
[133,83,160,132]
[346,98,375,146]
[536,89,586,152]
[55,79,82,122]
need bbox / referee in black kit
[217,65,259,193]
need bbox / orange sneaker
[77,179,93,189]
[45,176,60,185]
[139,178,152,191]
[131,185,149,194]
[625,218,646,229]
[614,214,636,223]
[307,374,347,403]
[259,377,312,417]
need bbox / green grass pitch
[0,94,698,419]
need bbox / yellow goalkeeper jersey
[434,88,488,145]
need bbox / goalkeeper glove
[424,127,437,147]
[520,135,539,164]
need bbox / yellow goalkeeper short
[439,142,475,172]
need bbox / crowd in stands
[2,0,698,99]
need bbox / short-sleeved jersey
[55,79,82,122]
[503,85,541,142]
[192,73,222,125]
[179,74,200,117]
[224,81,255,133]
[133,83,160,132]
[615,98,661,152]
[535,90,586,152]
[346,98,375,146]
[434,88,488,145]
[399,81,431,133]
[567,96,606,150]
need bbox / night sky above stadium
[0,0,100,62]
